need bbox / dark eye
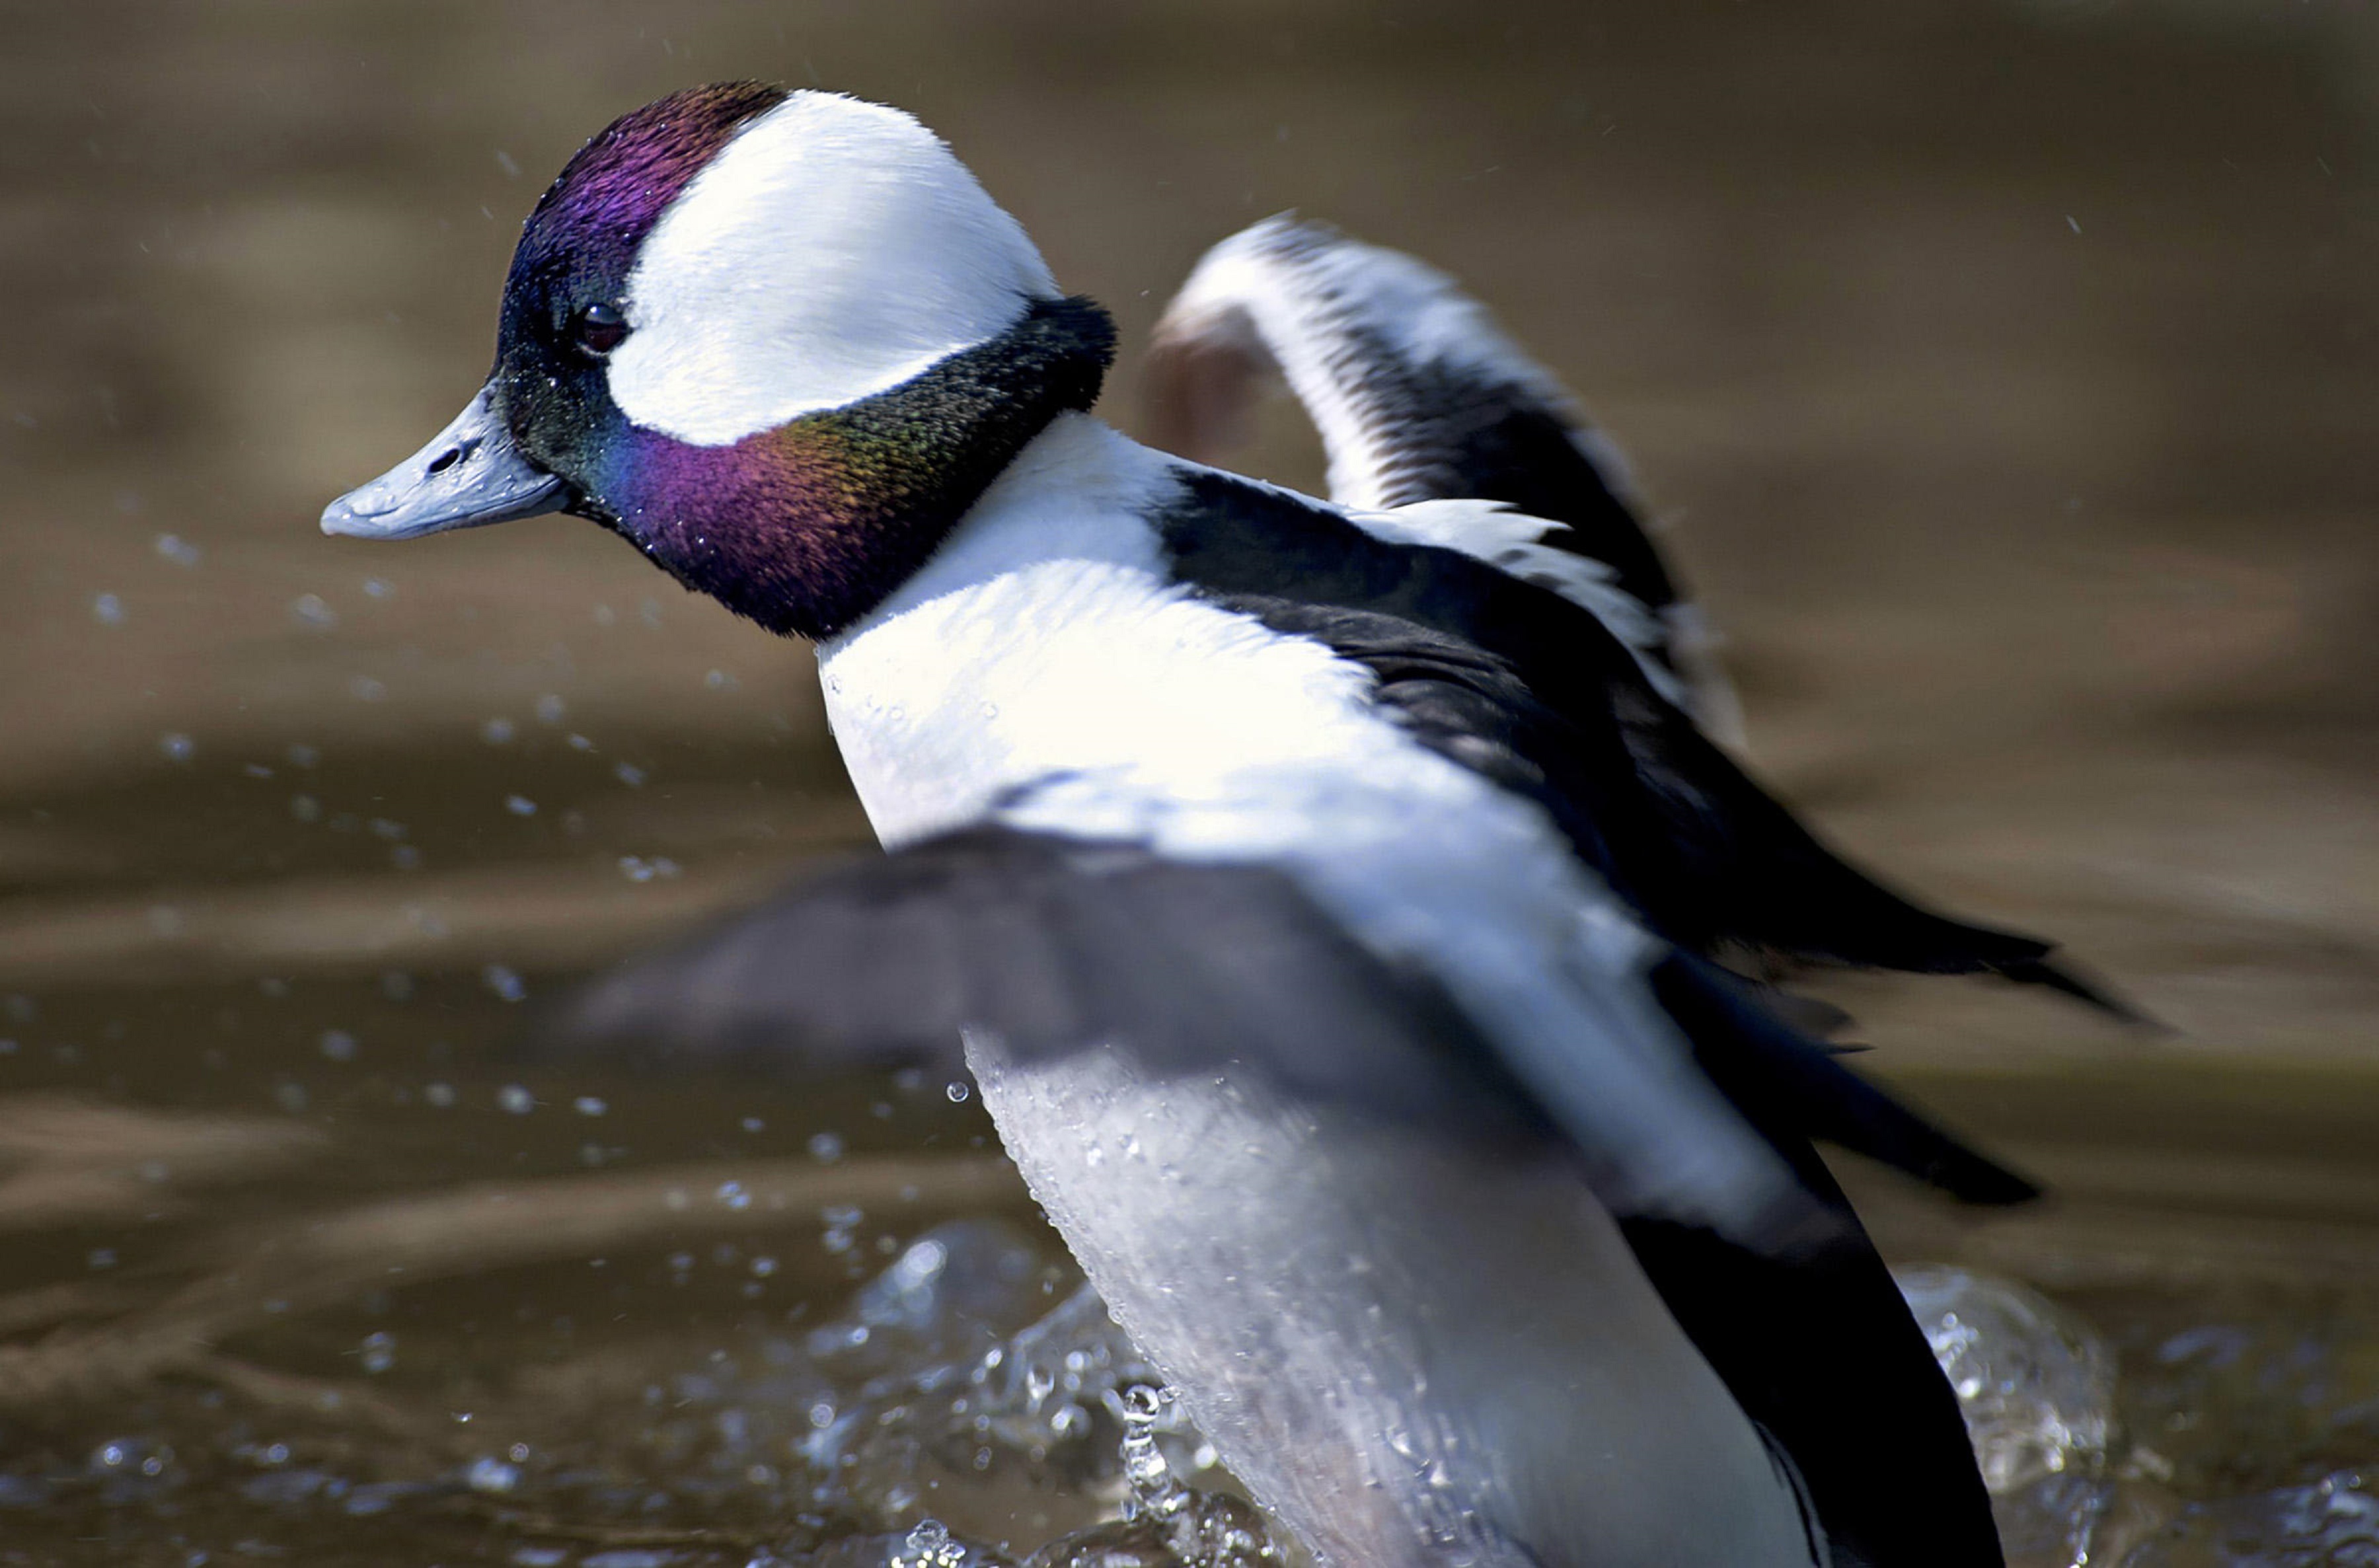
[570,301,629,356]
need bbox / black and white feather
[1145,217,2142,1025]
[1146,213,1741,743]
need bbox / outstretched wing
[1145,214,1741,743]
[1152,466,2148,1023]
[556,825,2031,1218]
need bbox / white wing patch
[1349,497,1694,713]
[609,92,1059,446]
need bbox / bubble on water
[484,965,527,1002]
[93,591,124,625]
[291,594,337,629]
[464,1455,519,1494]
[155,533,202,567]
[158,731,194,762]
[496,1084,535,1114]
[751,1255,778,1277]
[808,1131,845,1164]
[716,1180,752,1211]
[574,1095,607,1117]
[504,794,537,816]
[319,1029,358,1062]
[946,1080,971,1103]
[535,693,566,725]
[1897,1267,2112,1499]
[359,1330,395,1374]
[480,716,515,744]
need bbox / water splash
[1897,1265,2114,1493]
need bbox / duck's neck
[591,295,1116,640]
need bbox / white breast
[970,1032,1817,1568]
[819,414,1802,1243]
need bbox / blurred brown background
[0,3,2374,1562]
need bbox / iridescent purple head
[323,85,1115,638]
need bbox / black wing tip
[1992,953,2171,1034]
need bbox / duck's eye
[570,302,629,356]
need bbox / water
[3,1,2376,1563]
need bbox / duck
[321,83,2036,1567]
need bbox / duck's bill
[321,385,570,541]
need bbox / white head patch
[608,93,1060,446]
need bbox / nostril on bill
[425,445,465,476]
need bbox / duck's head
[322,85,1114,638]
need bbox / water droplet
[574,1096,607,1117]
[496,1084,535,1115]
[155,533,202,568]
[716,1180,751,1211]
[806,1131,845,1164]
[483,965,527,1002]
[291,594,337,629]
[319,1029,358,1063]
[502,794,537,817]
[946,1080,971,1103]
[93,592,124,625]
[480,717,515,745]
[424,1082,456,1108]
[359,1330,395,1374]
[614,761,646,786]
[158,731,194,762]
[534,693,566,725]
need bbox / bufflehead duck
[1144,213,2143,1025]
[324,85,2026,1566]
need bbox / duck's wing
[1145,215,1741,743]
[1153,465,2150,1024]
[553,822,2018,1565]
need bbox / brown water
[2,3,2376,1564]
